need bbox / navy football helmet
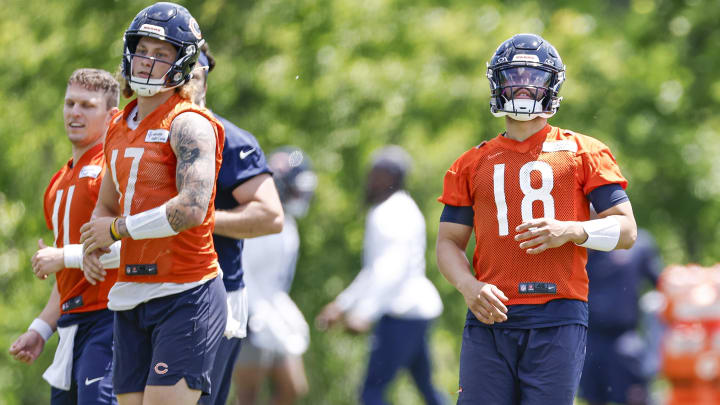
[268,147,317,218]
[487,33,565,121]
[122,2,204,96]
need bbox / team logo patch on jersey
[145,129,170,143]
[518,282,557,294]
[542,140,578,153]
[79,165,102,179]
[125,264,158,276]
[61,296,84,311]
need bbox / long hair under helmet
[122,2,204,97]
[487,33,565,121]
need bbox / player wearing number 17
[436,33,637,405]
[79,3,226,405]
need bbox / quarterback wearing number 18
[436,33,637,405]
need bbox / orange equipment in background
[659,264,720,405]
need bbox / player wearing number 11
[436,33,637,405]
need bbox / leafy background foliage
[2,0,720,403]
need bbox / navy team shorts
[457,324,587,405]
[112,276,227,397]
[51,309,116,405]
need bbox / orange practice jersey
[439,125,627,305]
[104,93,225,283]
[43,143,118,314]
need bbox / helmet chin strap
[129,57,184,97]
[129,76,184,97]
[491,98,556,121]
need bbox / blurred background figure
[193,44,285,405]
[579,229,664,405]
[316,145,445,405]
[233,147,317,405]
[658,263,720,405]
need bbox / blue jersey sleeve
[216,115,272,192]
[440,204,474,226]
[587,183,628,213]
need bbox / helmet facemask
[128,52,175,97]
[486,34,566,121]
[124,34,199,97]
[121,2,204,98]
[489,65,563,121]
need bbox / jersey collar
[494,124,555,153]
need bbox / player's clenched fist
[460,280,509,325]
[80,217,115,255]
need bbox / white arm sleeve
[576,217,621,251]
[63,241,121,270]
[125,204,178,240]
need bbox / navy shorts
[197,336,242,405]
[579,331,648,404]
[112,277,227,397]
[51,309,116,405]
[457,324,587,405]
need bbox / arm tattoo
[167,112,217,231]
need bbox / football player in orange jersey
[9,68,120,405]
[436,33,638,405]
[79,3,226,405]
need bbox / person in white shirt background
[233,147,317,405]
[316,145,445,405]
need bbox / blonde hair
[68,68,120,110]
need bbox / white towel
[42,324,79,390]
[224,288,249,339]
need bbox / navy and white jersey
[213,114,272,292]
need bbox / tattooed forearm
[167,206,185,231]
[166,112,217,232]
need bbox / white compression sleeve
[63,242,121,269]
[576,217,621,251]
[125,204,178,240]
[63,244,83,269]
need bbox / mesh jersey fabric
[439,124,627,305]
[104,93,225,283]
[43,143,118,313]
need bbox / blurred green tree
[2,0,720,403]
